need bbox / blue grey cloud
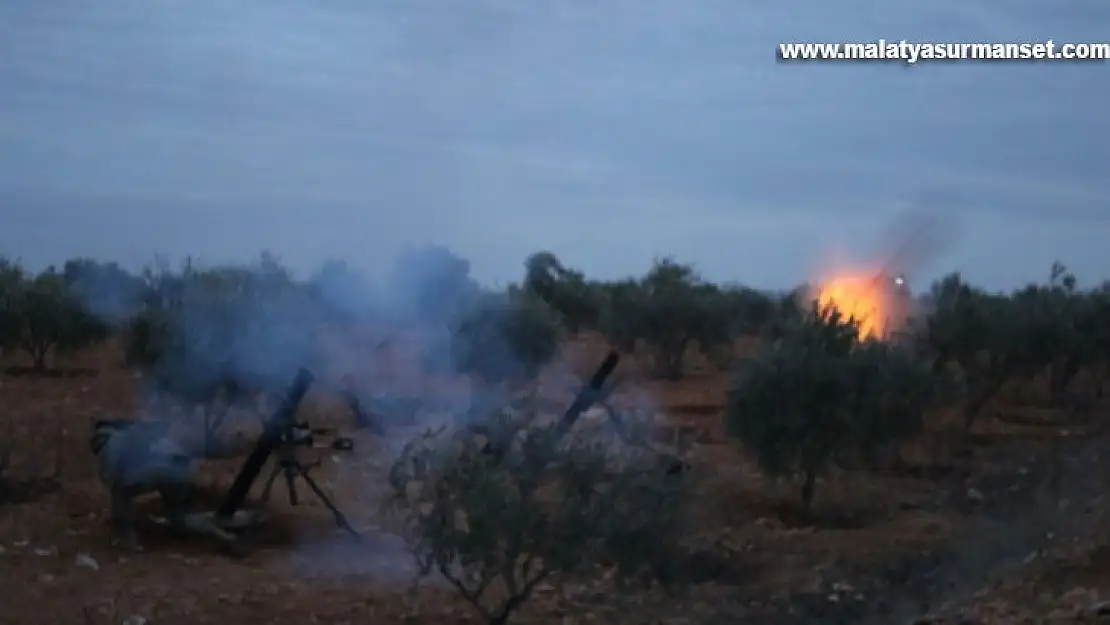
[1,0,1107,291]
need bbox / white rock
[75,553,100,571]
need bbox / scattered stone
[1062,587,1090,602]
[75,552,99,571]
[966,488,984,502]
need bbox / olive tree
[61,257,144,326]
[726,304,949,515]
[696,284,779,369]
[598,259,733,380]
[522,252,602,335]
[451,290,563,388]
[388,398,689,625]
[918,273,1015,429]
[0,258,23,356]
[843,339,959,470]
[760,284,811,342]
[1008,267,1081,406]
[920,266,1092,428]
[1081,285,1110,399]
[388,245,480,325]
[307,259,378,325]
[0,263,109,373]
[1030,263,1108,405]
[123,255,321,453]
[719,284,778,337]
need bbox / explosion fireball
[810,207,956,341]
[815,273,889,340]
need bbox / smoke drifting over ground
[65,244,668,585]
[67,246,510,411]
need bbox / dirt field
[2,339,1109,625]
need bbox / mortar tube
[215,367,315,521]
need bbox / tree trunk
[931,350,950,375]
[1094,361,1105,399]
[800,468,817,519]
[30,343,49,373]
[1047,434,1062,504]
[202,404,226,458]
[655,338,690,380]
[1049,356,1080,406]
[963,374,1008,431]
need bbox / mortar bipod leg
[258,458,285,506]
[293,464,360,539]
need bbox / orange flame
[815,274,887,340]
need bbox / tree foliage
[522,252,602,334]
[451,290,563,386]
[388,245,480,325]
[62,257,145,325]
[307,259,378,325]
[121,254,322,450]
[915,262,1108,428]
[388,398,688,625]
[0,259,110,371]
[4,245,1109,478]
[523,255,779,379]
[0,258,23,351]
[598,258,734,380]
[725,304,953,513]
[718,284,779,338]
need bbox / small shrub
[388,399,689,625]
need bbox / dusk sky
[1,1,1107,291]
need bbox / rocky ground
[1,345,1108,625]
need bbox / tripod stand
[255,424,360,539]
